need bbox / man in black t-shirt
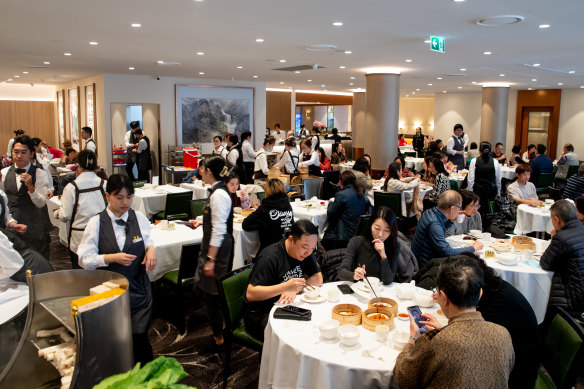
[244,220,323,340]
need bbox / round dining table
[259,281,443,389]
[404,157,424,172]
[500,166,517,180]
[514,203,553,235]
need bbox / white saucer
[357,282,383,293]
[301,294,327,303]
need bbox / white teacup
[339,324,360,347]
[469,229,482,238]
[522,250,535,261]
[319,320,340,340]
[375,325,390,343]
[327,289,340,303]
[415,290,434,308]
[305,286,320,299]
[482,232,491,241]
[392,332,409,350]
[545,199,554,205]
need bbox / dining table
[514,203,554,236]
[368,179,431,217]
[446,234,553,323]
[132,185,194,219]
[500,166,517,180]
[404,157,425,172]
[259,281,443,389]
[290,199,329,236]
[180,182,264,202]
[339,161,355,173]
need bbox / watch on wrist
[206,256,216,262]
[409,335,417,341]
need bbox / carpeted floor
[49,227,260,389]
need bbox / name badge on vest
[132,235,143,244]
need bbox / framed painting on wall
[85,83,96,151]
[68,87,81,151]
[57,90,66,148]
[175,85,254,145]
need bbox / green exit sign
[430,36,445,53]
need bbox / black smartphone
[282,305,311,316]
[407,305,427,333]
[337,284,354,294]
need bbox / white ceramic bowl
[395,283,415,300]
[497,253,518,266]
[469,229,482,238]
[339,324,360,346]
[319,319,340,340]
[545,199,554,205]
[415,290,434,308]
[305,286,320,299]
[392,332,410,350]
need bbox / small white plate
[357,282,382,293]
[301,294,327,303]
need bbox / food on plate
[366,313,389,320]
[463,236,477,241]
[240,208,255,217]
[511,236,536,252]
[371,302,388,309]
[437,309,445,316]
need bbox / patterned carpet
[49,227,260,389]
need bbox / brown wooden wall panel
[514,89,561,159]
[266,91,292,131]
[0,101,56,156]
[295,92,353,106]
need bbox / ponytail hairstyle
[340,170,361,199]
[77,149,98,171]
[204,155,230,181]
[14,129,25,136]
[382,162,402,191]
[479,141,492,162]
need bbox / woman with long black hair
[468,141,501,221]
[337,205,400,285]
[423,158,450,210]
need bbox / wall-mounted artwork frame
[68,87,81,151]
[85,83,96,153]
[57,89,66,148]
[175,84,254,145]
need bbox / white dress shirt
[212,146,228,159]
[254,150,269,176]
[446,136,465,156]
[77,207,154,269]
[467,158,502,195]
[311,135,319,152]
[0,190,16,227]
[242,140,255,162]
[275,148,299,174]
[6,138,15,158]
[1,163,50,208]
[209,181,232,248]
[227,147,240,167]
[56,172,107,251]
[298,151,320,168]
[124,131,133,148]
[35,155,54,189]
[85,138,96,153]
[136,138,147,153]
[0,230,24,278]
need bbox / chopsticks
[364,276,378,298]
[305,280,316,291]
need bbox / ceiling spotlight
[236,66,243,69]
[533,63,540,67]
[437,77,442,80]
[344,50,352,54]
[253,75,258,78]
[569,70,576,74]
[406,95,409,97]
[427,83,432,86]
[199,72,205,75]
[532,78,537,81]
[471,81,477,84]
[321,84,326,87]
[339,66,346,69]
[460,68,467,71]
[279,59,286,63]
[64,52,72,56]
[443,90,447,93]
[14,75,19,78]
[453,0,465,2]
[157,60,164,64]
[7,79,13,81]
[528,88,533,90]
[458,86,463,89]
[279,82,284,85]
[324,89,328,92]
[22,71,29,74]
[483,51,492,55]
[307,79,312,82]
[194,0,204,2]
[89,41,98,45]
[332,22,343,26]
[196,52,204,55]
[255,38,264,43]
[538,24,550,29]
[44,61,50,64]
[416,88,420,91]
[499,74,505,77]
[350,76,355,80]
[558,82,563,85]
[349,82,354,86]
[424,39,431,43]
[412,92,416,95]
[128,67,135,70]
[405,59,412,63]
[294,71,300,74]
[130,23,141,28]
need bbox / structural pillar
[480,84,509,146]
[364,72,401,171]
[351,91,366,160]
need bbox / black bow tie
[115,219,127,226]
[15,168,27,174]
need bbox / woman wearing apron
[77,174,156,364]
[190,156,234,355]
[54,150,107,268]
[298,138,322,177]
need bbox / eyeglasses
[472,203,481,210]
[453,204,462,210]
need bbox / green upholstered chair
[190,199,206,220]
[449,179,459,191]
[374,192,403,218]
[155,191,192,221]
[216,264,263,389]
[257,191,266,203]
[535,172,555,195]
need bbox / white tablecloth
[339,162,354,173]
[404,157,424,172]
[448,171,468,188]
[399,145,414,153]
[500,166,517,180]
[514,203,553,235]
[0,281,29,326]
[180,182,264,201]
[132,185,193,219]
[368,180,430,217]
[47,197,69,247]
[259,281,441,389]
[290,200,329,235]
[447,235,553,323]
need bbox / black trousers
[68,249,81,269]
[138,169,150,182]
[243,310,268,342]
[243,162,254,185]
[202,291,225,339]
[126,160,136,181]
[132,332,153,365]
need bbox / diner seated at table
[274,137,299,176]
[337,205,400,285]
[576,196,584,225]
[522,144,536,162]
[434,151,454,172]
[393,255,515,389]
[528,144,554,184]
[223,171,250,209]
[381,162,420,192]
[423,158,450,210]
[508,145,526,167]
[242,179,293,257]
[506,164,542,207]
[540,200,584,314]
[60,147,77,166]
[244,220,323,341]
[352,157,373,193]
[419,155,435,185]
[562,163,584,200]
[411,190,483,267]
[317,147,331,171]
[322,171,369,250]
[555,143,579,180]
[330,142,347,165]
[398,133,407,147]
[445,190,482,237]
[462,253,540,389]
[492,142,507,165]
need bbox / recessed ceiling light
[539,24,550,29]
[427,83,432,86]
[458,86,463,89]
[349,82,354,86]
[558,82,563,86]
[196,52,204,56]
[89,41,98,45]
[279,82,284,85]
[321,84,326,87]
[279,59,287,63]
[307,79,312,82]
[528,88,533,90]
[157,60,164,64]
[7,79,12,81]
[533,63,540,67]
[443,90,447,93]
[424,39,431,43]
[236,66,243,69]
[199,72,205,75]
[194,0,204,2]
[14,75,19,78]
[344,50,352,54]
[532,78,537,82]
[412,92,416,95]
[130,23,141,28]
[324,89,328,91]
[339,66,346,69]
[437,77,442,80]
[483,51,492,55]
[253,75,258,78]
[255,38,264,43]
[43,61,50,65]
[460,68,467,71]
[580,86,584,88]
[472,81,477,84]
[294,71,300,74]
[129,67,135,70]
[350,76,355,80]
[405,59,412,63]
[453,0,465,2]
[64,52,72,56]
[569,70,576,74]
[499,74,505,77]
[22,71,28,74]
[416,88,420,91]
[332,21,343,26]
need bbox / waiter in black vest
[132,129,152,182]
[447,123,466,171]
[125,121,141,181]
[1,135,52,259]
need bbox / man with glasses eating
[411,190,483,267]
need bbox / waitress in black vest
[1,135,52,259]
[468,141,502,223]
[132,129,152,182]
[191,155,234,354]
[124,121,141,181]
[298,138,322,177]
[77,174,156,364]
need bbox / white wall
[399,97,435,135]
[0,83,55,101]
[558,89,584,158]
[102,74,266,172]
[333,105,350,132]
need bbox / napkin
[362,343,395,363]
[520,259,541,269]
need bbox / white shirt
[1,163,50,208]
[298,151,320,167]
[212,146,228,159]
[77,207,154,269]
[311,135,319,152]
[507,181,538,203]
[447,136,465,156]
[56,172,107,251]
[124,130,146,148]
[209,181,232,248]
[275,148,299,174]
[6,138,15,158]
[0,230,24,278]
[254,150,269,176]
[271,130,285,142]
[0,190,16,227]
[467,157,502,196]
[136,138,147,153]
[35,155,54,189]
[85,138,96,153]
[242,140,255,162]
[227,146,240,167]
[462,133,469,148]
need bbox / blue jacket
[528,155,553,184]
[411,207,476,267]
[324,185,369,242]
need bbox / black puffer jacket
[540,219,584,311]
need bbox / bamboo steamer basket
[331,304,362,325]
[298,166,309,178]
[368,297,398,317]
[362,307,395,332]
[278,174,290,184]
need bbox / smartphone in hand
[407,305,427,333]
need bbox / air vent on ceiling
[272,64,327,72]
[475,15,524,26]
[305,44,337,52]
[28,65,49,69]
